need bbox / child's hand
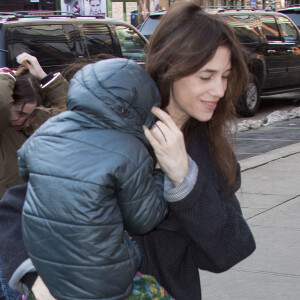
[31,276,57,300]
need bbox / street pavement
[200,118,300,299]
[235,117,300,161]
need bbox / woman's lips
[201,100,218,110]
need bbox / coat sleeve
[41,73,68,112]
[117,156,167,235]
[0,184,30,281]
[0,70,15,135]
[167,165,256,272]
[24,73,68,135]
[0,184,38,294]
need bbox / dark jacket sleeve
[41,73,68,111]
[167,165,255,272]
[0,184,29,280]
[24,73,68,135]
[118,156,167,235]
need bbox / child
[18,58,167,300]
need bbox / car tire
[237,78,261,117]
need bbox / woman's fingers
[16,52,46,80]
[144,108,189,186]
[145,108,183,147]
[151,121,169,143]
[143,125,160,149]
[16,52,27,65]
[151,107,179,130]
[16,52,34,65]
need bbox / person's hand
[31,276,57,300]
[16,52,47,80]
[143,107,189,187]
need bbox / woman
[0,52,68,198]
[131,2,256,299]
[0,53,68,300]
[0,3,255,300]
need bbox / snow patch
[238,119,264,132]
[236,107,300,132]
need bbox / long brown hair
[145,2,249,188]
[14,65,43,106]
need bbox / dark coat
[134,132,256,300]
[18,59,167,300]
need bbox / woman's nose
[211,78,226,99]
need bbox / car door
[276,14,300,87]
[260,14,289,89]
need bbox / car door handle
[267,50,276,53]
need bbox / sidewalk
[200,141,300,299]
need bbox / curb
[240,142,300,172]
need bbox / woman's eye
[200,76,211,81]
[222,73,231,79]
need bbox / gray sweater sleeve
[164,155,198,202]
[9,259,35,295]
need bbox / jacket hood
[67,58,161,145]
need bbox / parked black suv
[0,12,147,73]
[140,9,300,117]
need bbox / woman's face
[167,46,232,128]
[10,101,37,130]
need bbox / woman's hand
[16,52,47,80]
[31,276,57,300]
[144,107,189,186]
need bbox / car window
[260,15,281,42]
[278,11,300,28]
[139,15,162,39]
[5,24,81,70]
[277,15,298,42]
[81,23,115,58]
[115,25,146,62]
[221,15,260,44]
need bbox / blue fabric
[0,259,19,300]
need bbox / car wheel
[237,79,261,117]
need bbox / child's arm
[117,155,167,235]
